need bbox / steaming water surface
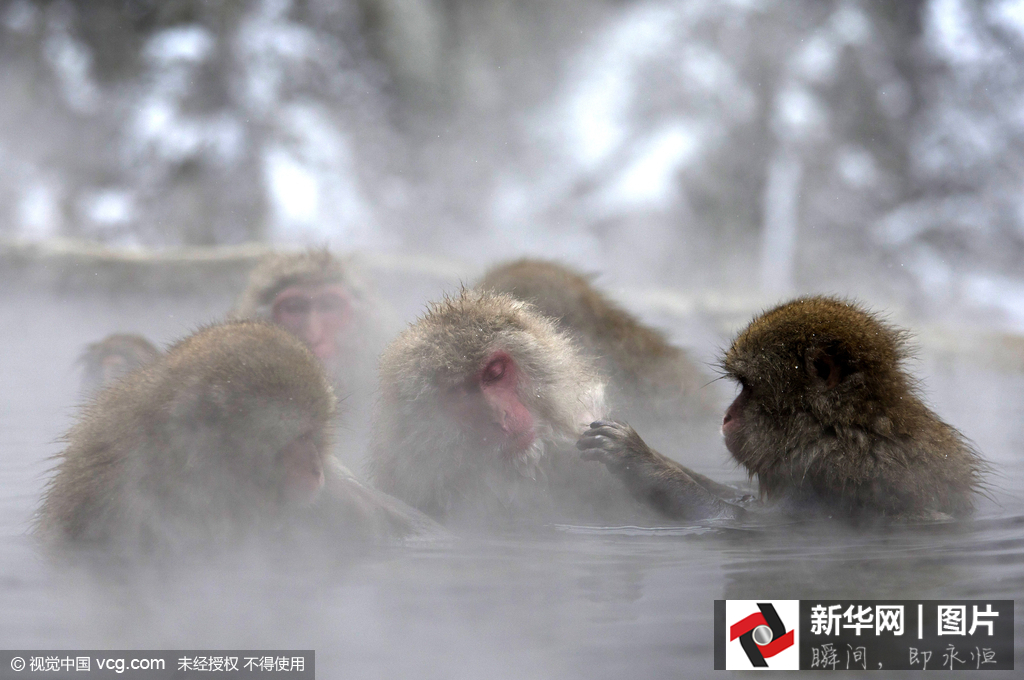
[1,292,1022,678]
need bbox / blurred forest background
[2,0,1024,325]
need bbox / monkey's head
[234,250,368,372]
[721,297,915,479]
[158,322,336,516]
[78,334,161,394]
[478,259,602,333]
[371,290,606,517]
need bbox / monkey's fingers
[577,431,624,450]
[584,420,631,439]
[578,449,614,464]
[587,419,630,434]
[586,426,628,443]
[576,433,626,464]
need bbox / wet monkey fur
[38,321,438,559]
[580,297,986,521]
[368,289,736,526]
[721,297,984,518]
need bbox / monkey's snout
[721,400,740,434]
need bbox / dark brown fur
[721,296,984,519]
[478,259,719,432]
[78,334,161,394]
[577,420,744,520]
[581,297,985,521]
[39,321,438,559]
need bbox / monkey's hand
[577,420,654,470]
[577,420,742,522]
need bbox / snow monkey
[233,249,398,466]
[39,321,439,559]
[477,259,721,440]
[78,333,161,394]
[369,290,737,527]
[579,297,986,521]
[233,249,393,398]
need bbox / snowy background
[2,0,1024,325]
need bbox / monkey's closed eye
[275,296,312,315]
[481,358,507,384]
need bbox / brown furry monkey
[579,297,985,521]
[233,249,398,467]
[233,249,394,396]
[369,289,736,526]
[39,321,438,559]
[78,334,161,394]
[477,259,720,438]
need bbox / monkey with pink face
[233,249,395,398]
[233,250,398,466]
[368,290,736,527]
[77,333,161,395]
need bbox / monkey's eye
[481,357,507,385]
[813,358,831,382]
[275,296,312,316]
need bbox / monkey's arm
[577,420,742,521]
[680,467,748,501]
[319,458,448,540]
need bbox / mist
[1,1,1023,677]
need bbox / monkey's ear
[805,347,843,389]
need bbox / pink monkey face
[271,285,351,365]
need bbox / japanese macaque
[78,334,160,394]
[233,249,396,466]
[368,290,737,526]
[477,259,720,438]
[233,249,393,397]
[580,297,985,521]
[38,321,439,559]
